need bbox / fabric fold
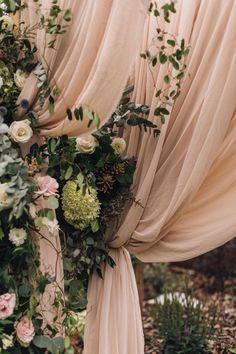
[84,248,144,354]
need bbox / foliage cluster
[153,289,217,354]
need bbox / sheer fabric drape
[19,0,236,353]
[85,1,236,353]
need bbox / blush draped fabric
[85,1,236,353]
[19,1,236,354]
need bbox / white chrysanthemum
[9,119,33,144]
[0,183,14,211]
[0,76,3,89]
[111,137,126,154]
[9,228,27,246]
[42,217,59,235]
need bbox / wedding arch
[0,0,236,353]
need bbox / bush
[153,291,217,354]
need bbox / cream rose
[16,317,35,347]
[111,137,126,154]
[0,15,13,31]
[9,228,27,246]
[0,183,14,211]
[36,175,59,197]
[9,119,33,144]
[14,69,29,89]
[76,134,97,154]
[0,293,16,320]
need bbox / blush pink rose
[36,176,59,197]
[0,293,16,320]
[16,316,35,347]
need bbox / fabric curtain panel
[19,0,148,136]
[19,0,236,353]
[85,1,236,353]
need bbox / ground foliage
[143,264,236,354]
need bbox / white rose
[76,134,97,154]
[28,203,37,218]
[111,137,126,154]
[9,228,27,246]
[0,76,3,89]
[9,119,33,143]
[14,69,29,89]
[0,183,14,211]
[0,15,13,31]
[2,334,13,350]
[42,217,59,235]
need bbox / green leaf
[49,96,55,115]
[52,86,60,96]
[65,166,73,180]
[161,116,166,124]
[86,237,95,245]
[90,219,100,233]
[229,349,236,354]
[176,71,185,80]
[66,108,73,120]
[173,91,181,100]
[48,196,59,209]
[159,52,168,64]
[154,107,161,116]
[64,337,71,349]
[155,89,162,98]
[160,107,170,115]
[164,75,170,84]
[167,39,176,47]
[6,0,16,12]
[169,56,179,70]
[74,107,83,121]
[76,172,84,187]
[33,335,51,349]
[63,9,72,22]
[154,9,160,17]
[19,283,32,297]
[123,85,134,96]
[0,227,4,240]
[152,56,157,67]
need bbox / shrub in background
[153,290,217,354]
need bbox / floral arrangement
[0,1,74,353]
[27,130,136,310]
